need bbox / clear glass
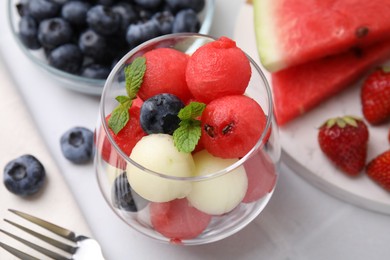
[94,33,281,245]
[7,0,215,96]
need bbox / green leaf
[108,103,131,135]
[116,95,131,104]
[173,102,206,153]
[173,122,202,153]
[178,102,206,120]
[382,66,390,73]
[108,56,146,134]
[325,118,336,128]
[125,57,146,99]
[343,116,358,127]
[336,118,346,128]
[323,115,360,129]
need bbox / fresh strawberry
[366,150,390,191]
[318,116,369,176]
[361,66,390,125]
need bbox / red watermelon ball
[243,150,277,203]
[150,198,212,241]
[200,95,267,158]
[186,37,251,103]
[138,48,191,103]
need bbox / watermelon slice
[254,0,390,72]
[272,40,390,126]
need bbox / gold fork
[0,209,104,260]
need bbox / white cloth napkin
[0,55,92,259]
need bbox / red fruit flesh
[272,39,390,126]
[366,150,390,191]
[150,198,212,241]
[361,67,390,125]
[318,117,369,176]
[243,150,277,203]
[99,97,146,168]
[139,48,191,103]
[186,37,251,103]
[257,0,390,72]
[201,95,267,158]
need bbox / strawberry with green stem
[361,66,390,125]
[366,150,390,192]
[318,116,369,176]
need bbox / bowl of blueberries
[7,0,215,96]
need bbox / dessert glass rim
[99,32,274,182]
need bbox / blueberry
[48,44,83,73]
[81,63,111,79]
[134,6,155,21]
[60,127,94,164]
[96,0,115,6]
[18,16,41,50]
[134,0,163,9]
[106,36,128,60]
[38,17,73,49]
[86,5,121,36]
[79,29,107,60]
[140,93,184,135]
[61,1,91,27]
[152,11,174,35]
[126,20,160,49]
[15,0,30,17]
[172,9,200,33]
[165,0,205,13]
[27,0,61,22]
[3,155,46,197]
[112,2,139,33]
[112,172,149,212]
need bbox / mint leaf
[108,56,146,134]
[178,102,206,120]
[125,57,146,99]
[173,102,206,153]
[108,101,132,135]
[173,122,202,153]
[116,95,131,104]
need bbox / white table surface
[1,0,390,259]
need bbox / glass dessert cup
[94,33,281,245]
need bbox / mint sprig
[173,102,206,153]
[108,57,146,134]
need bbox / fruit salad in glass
[94,33,281,245]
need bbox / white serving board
[234,3,390,215]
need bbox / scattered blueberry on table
[15,0,206,79]
[60,126,94,164]
[3,154,46,197]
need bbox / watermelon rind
[253,0,390,73]
[253,0,284,72]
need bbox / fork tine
[0,241,40,260]
[4,219,77,254]
[0,229,71,260]
[9,209,77,242]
